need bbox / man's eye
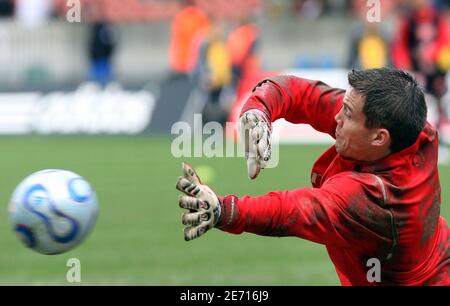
[344,106,350,115]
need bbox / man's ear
[371,128,391,147]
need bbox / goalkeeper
[176,68,450,285]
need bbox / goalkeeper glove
[239,109,272,180]
[175,162,221,241]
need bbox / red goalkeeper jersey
[218,76,450,285]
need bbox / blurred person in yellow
[348,1,391,70]
[348,22,390,70]
[189,19,232,125]
[169,0,210,75]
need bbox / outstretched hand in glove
[175,163,222,241]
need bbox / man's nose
[335,111,342,126]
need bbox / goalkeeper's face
[334,87,389,161]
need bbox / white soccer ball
[8,169,99,255]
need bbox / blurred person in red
[176,68,450,285]
[227,16,261,92]
[168,0,210,76]
[393,0,450,138]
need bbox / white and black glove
[239,109,272,180]
[175,163,221,241]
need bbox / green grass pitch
[0,136,448,285]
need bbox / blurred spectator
[266,0,286,21]
[392,0,450,134]
[322,0,348,16]
[292,0,326,20]
[434,0,450,10]
[348,21,391,69]
[227,18,261,92]
[190,21,232,124]
[86,2,117,86]
[169,0,210,76]
[16,0,53,28]
[0,0,13,17]
[88,22,116,85]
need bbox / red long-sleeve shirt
[217,76,450,285]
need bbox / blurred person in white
[16,0,52,28]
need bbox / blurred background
[0,0,449,285]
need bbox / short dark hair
[348,68,427,153]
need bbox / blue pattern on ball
[68,178,92,202]
[15,224,36,248]
[23,184,79,244]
